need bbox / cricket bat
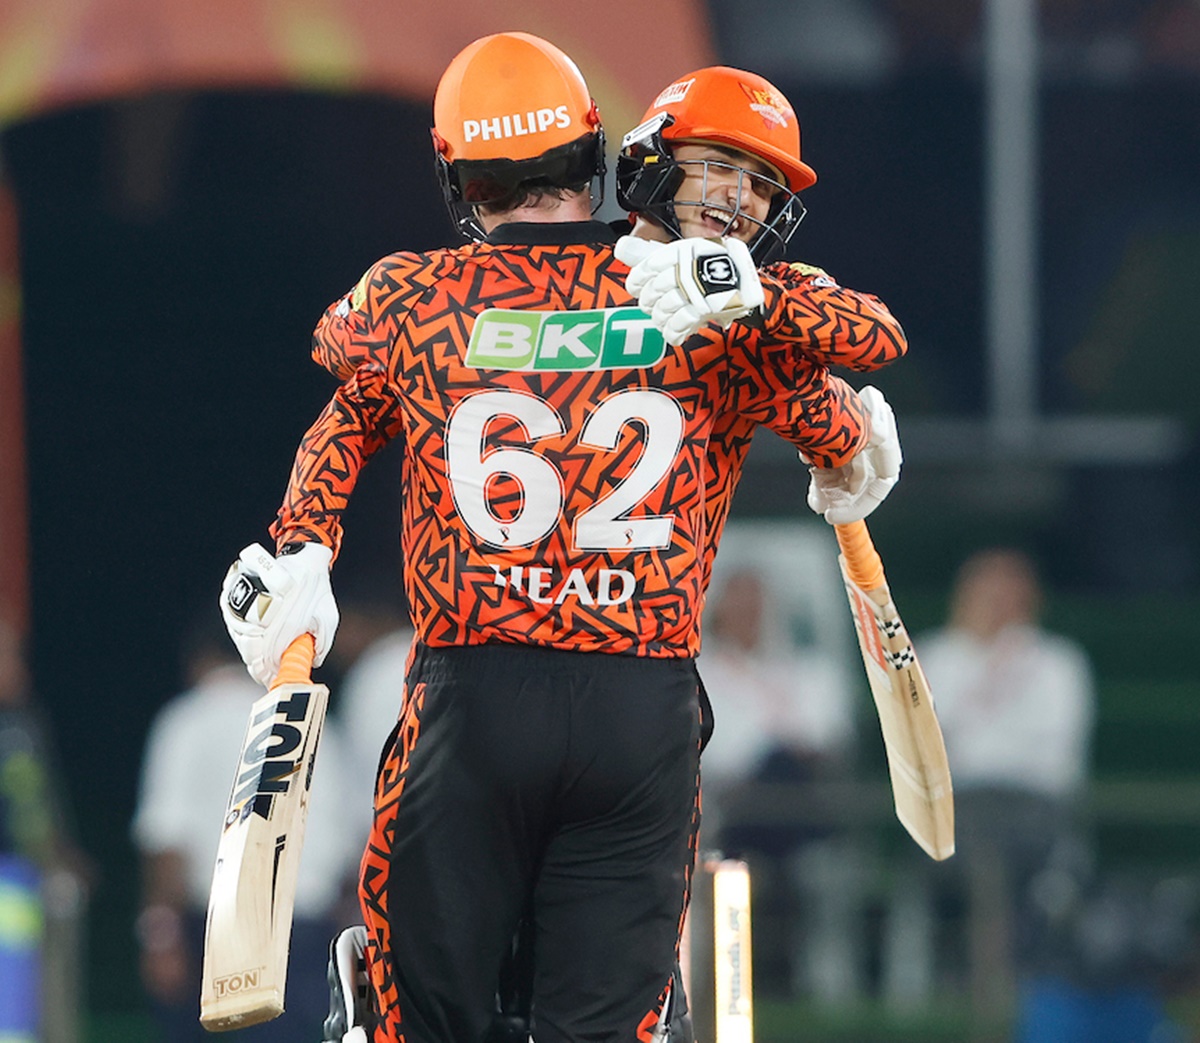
[200,633,329,1031]
[835,520,955,861]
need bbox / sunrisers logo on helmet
[737,82,792,132]
[631,65,815,194]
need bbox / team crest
[738,82,792,131]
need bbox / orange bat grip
[834,520,886,591]
[271,633,315,688]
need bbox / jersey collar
[484,221,617,246]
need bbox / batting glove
[805,385,902,525]
[219,541,338,688]
[615,234,765,346]
[322,925,374,1043]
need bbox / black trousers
[363,642,702,1043]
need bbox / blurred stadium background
[0,0,1197,1040]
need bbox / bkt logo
[466,308,666,371]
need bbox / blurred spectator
[870,544,1197,1042]
[0,617,87,1043]
[928,549,1094,1013]
[131,613,358,1042]
[700,566,854,811]
[883,548,1101,1023]
[924,548,1093,805]
[698,562,862,1002]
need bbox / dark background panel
[4,89,439,1011]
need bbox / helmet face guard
[616,68,817,265]
[616,115,804,265]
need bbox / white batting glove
[615,234,764,345]
[219,541,339,687]
[323,925,372,1043]
[804,386,902,525]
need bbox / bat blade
[200,639,328,1031]
[836,522,955,861]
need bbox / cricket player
[221,33,902,1043]
[611,63,909,578]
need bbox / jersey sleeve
[726,342,869,469]
[311,252,435,379]
[269,364,405,557]
[756,261,908,371]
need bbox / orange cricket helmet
[616,66,815,264]
[431,32,606,239]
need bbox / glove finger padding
[639,265,683,314]
[219,541,339,687]
[808,456,892,525]
[614,234,666,292]
[661,303,709,347]
[618,235,765,345]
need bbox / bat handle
[834,520,886,591]
[272,633,315,688]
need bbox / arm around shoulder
[758,262,908,371]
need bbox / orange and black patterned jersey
[694,259,907,594]
[273,221,883,658]
[758,260,906,371]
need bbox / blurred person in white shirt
[698,561,863,1002]
[132,613,358,1042]
[920,547,1094,802]
[699,565,854,809]
[882,548,1097,1018]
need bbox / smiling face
[669,142,785,243]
